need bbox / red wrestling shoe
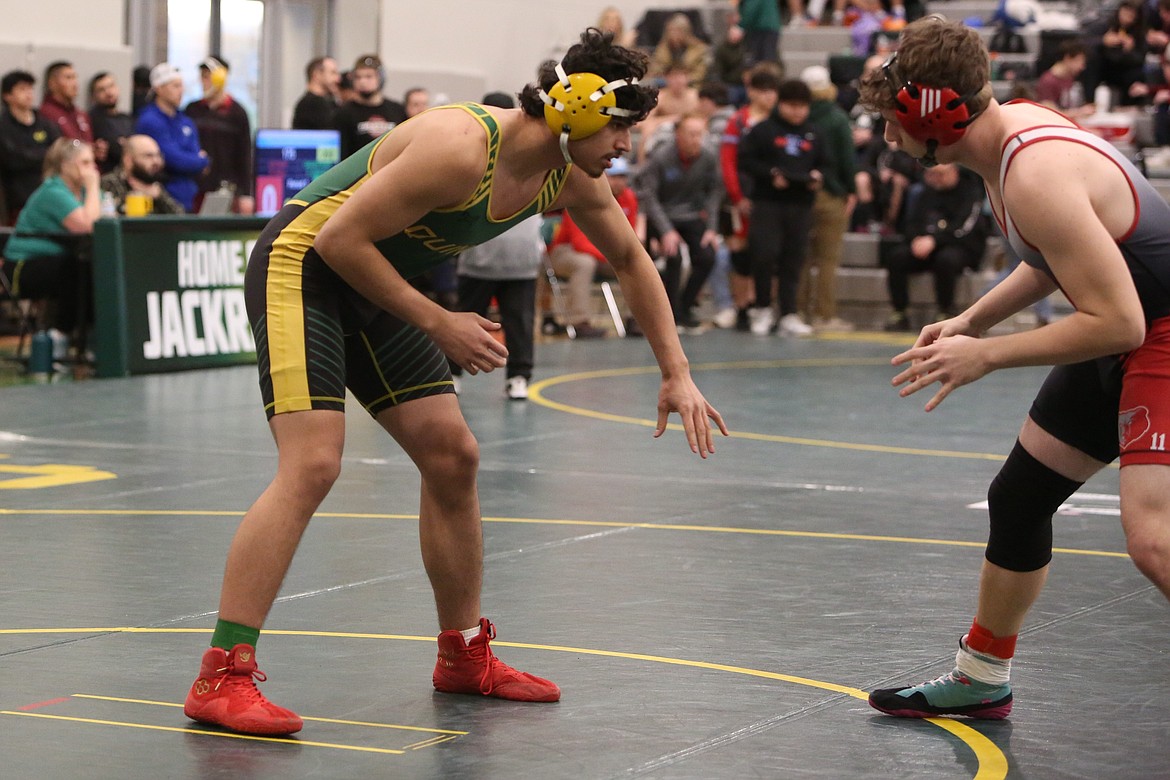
[184,644,303,735]
[432,618,560,702]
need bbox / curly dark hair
[519,27,658,125]
[858,16,991,115]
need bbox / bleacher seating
[833,233,997,322]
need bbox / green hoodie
[807,99,857,198]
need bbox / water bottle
[1068,81,1084,108]
[28,330,53,380]
[1094,83,1112,113]
[100,190,117,218]
[48,328,69,360]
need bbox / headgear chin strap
[882,54,982,168]
[539,62,638,164]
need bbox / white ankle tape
[956,641,1011,686]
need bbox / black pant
[449,276,535,379]
[1,254,85,334]
[747,200,813,314]
[884,242,973,314]
[650,218,716,323]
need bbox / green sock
[210,619,260,651]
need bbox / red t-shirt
[551,187,638,263]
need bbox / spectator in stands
[40,61,93,144]
[450,211,543,399]
[851,72,918,236]
[131,65,153,117]
[88,72,134,175]
[1099,0,1150,107]
[739,78,825,336]
[291,56,340,130]
[647,13,711,88]
[547,156,640,338]
[786,0,849,27]
[712,14,750,106]
[1,137,100,340]
[334,54,406,158]
[0,70,60,224]
[100,134,184,215]
[1148,54,1170,144]
[799,65,856,333]
[637,63,699,161]
[337,70,355,105]
[697,82,735,140]
[848,0,896,58]
[403,87,430,118]
[134,63,208,213]
[596,6,638,50]
[719,63,782,330]
[1035,38,1094,119]
[882,163,988,331]
[637,114,723,332]
[737,0,781,68]
[1144,0,1170,58]
[186,56,254,215]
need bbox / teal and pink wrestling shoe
[869,668,1012,719]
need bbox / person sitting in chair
[1,137,100,343]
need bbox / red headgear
[882,53,982,165]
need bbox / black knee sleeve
[986,440,1083,572]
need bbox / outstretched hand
[654,374,729,458]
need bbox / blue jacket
[135,103,205,211]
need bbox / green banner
[93,216,269,377]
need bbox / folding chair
[0,259,44,365]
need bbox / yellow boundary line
[526,359,1115,466]
[0,627,1006,779]
[0,508,1130,559]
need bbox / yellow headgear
[539,62,638,163]
[202,57,228,92]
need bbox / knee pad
[986,440,1083,572]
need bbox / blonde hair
[597,6,624,35]
[859,16,992,115]
[42,137,91,178]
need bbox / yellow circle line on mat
[530,359,1002,461]
[0,627,1006,780]
[0,508,1130,559]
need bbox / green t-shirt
[4,176,84,261]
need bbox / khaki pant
[798,191,850,321]
[548,244,598,324]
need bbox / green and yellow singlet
[279,102,570,280]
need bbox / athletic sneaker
[869,668,1013,719]
[433,618,560,702]
[778,313,813,337]
[884,311,912,332]
[712,307,738,329]
[505,376,528,401]
[184,644,303,735]
[748,306,775,335]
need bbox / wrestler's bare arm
[892,144,1147,411]
[557,171,688,374]
[555,169,729,454]
[980,144,1146,368]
